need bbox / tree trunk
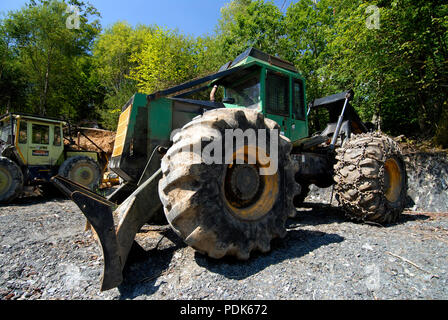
[42,63,50,116]
[40,48,53,116]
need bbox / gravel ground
[1,151,447,300]
[1,192,447,300]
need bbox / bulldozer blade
[71,191,123,291]
[52,175,123,290]
[114,168,163,272]
[52,167,163,290]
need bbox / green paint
[10,116,65,166]
[148,97,173,140]
[224,58,308,142]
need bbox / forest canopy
[0,0,447,145]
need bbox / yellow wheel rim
[384,158,403,203]
[0,167,12,195]
[222,145,279,221]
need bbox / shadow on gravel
[394,212,429,225]
[3,192,66,207]
[114,224,344,298]
[111,202,428,299]
[294,202,429,227]
[117,228,187,299]
[3,196,52,207]
[194,229,344,281]
[291,202,347,226]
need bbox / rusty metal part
[384,158,404,203]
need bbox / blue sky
[0,0,292,37]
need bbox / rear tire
[333,132,407,224]
[0,157,23,203]
[58,156,102,190]
[159,109,299,260]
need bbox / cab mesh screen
[266,72,289,116]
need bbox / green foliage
[128,27,205,94]
[326,0,448,137]
[434,101,448,148]
[92,22,150,129]
[0,0,101,121]
[0,0,446,139]
[216,0,285,60]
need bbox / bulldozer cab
[0,113,65,167]
[214,48,308,142]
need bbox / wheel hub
[70,165,94,186]
[222,145,279,221]
[229,164,260,202]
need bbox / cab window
[293,80,305,120]
[32,124,49,144]
[0,122,12,143]
[266,71,289,116]
[53,126,62,146]
[225,73,261,109]
[19,122,27,144]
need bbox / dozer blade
[71,191,123,291]
[51,167,163,291]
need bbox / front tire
[159,109,299,260]
[0,157,23,203]
[58,156,102,190]
[333,132,407,223]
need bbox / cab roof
[0,112,66,125]
[218,47,298,73]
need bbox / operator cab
[213,48,308,141]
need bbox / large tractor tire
[159,109,299,260]
[333,132,407,224]
[58,156,102,190]
[0,157,24,203]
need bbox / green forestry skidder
[0,113,106,202]
[52,48,408,290]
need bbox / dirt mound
[65,128,116,156]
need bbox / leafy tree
[1,0,446,143]
[92,22,152,129]
[0,23,28,113]
[1,0,101,120]
[284,0,336,100]
[215,0,286,60]
[327,0,448,138]
[128,27,205,94]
